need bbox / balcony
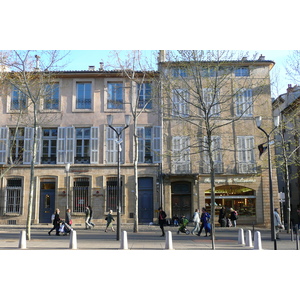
[237,162,257,174]
[41,156,56,164]
[74,156,90,164]
[202,162,224,174]
[171,162,191,174]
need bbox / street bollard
[69,230,77,249]
[18,230,27,249]
[254,231,262,250]
[120,231,129,250]
[246,230,253,248]
[165,231,174,250]
[238,228,245,245]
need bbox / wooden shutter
[57,127,66,164]
[90,126,99,164]
[0,127,8,164]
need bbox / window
[6,178,22,214]
[76,82,92,109]
[75,128,91,164]
[236,89,253,116]
[107,82,123,109]
[11,87,26,110]
[137,83,152,109]
[202,88,220,117]
[106,177,122,212]
[202,136,223,173]
[172,89,189,117]
[73,177,89,213]
[106,127,124,164]
[172,136,190,173]
[41,128,57,164]
[137,127,161,163]
[9,128,24,164]
[173,68,188,77]
[235,67,250,77]
[237,136,256,173]
[44,83,59,110]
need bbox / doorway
[39,182,55,223]
[138,177,153,223]
[171,181,192,220]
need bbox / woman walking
[105,210,115,232]
[48,208,61,236]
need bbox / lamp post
[255,116,280,249]
[107,114,131,241]
[65,163,70,209]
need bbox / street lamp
[65,163,70,209]
[255,115,280,249]
[107,114,131,241]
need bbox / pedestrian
[48,208,61,236]
[229,208,238,227]
[197,208,211,237]
[88,205,95,228]
[65,208,72,226]
[172,214,179,226]
[191,209,200,235]
[158,207,167,237]
[85,205,92,229]
[105,210,115,232]
[218,207,226,227]
[274,208,283,239]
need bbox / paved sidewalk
[0,224,299,250]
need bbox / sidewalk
[0,224,299,250]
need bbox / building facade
[0,68,162,225]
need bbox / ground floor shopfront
[162,170,280,226]
[0,164,161,226]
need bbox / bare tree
[159,50,273,249]
[0,50,69,240]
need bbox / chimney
[99,62,104,71]
[158,50,166,63]
[88,66,95,71]
[258,54,265,61]
[241,56,247,61]
[287,84,294,93]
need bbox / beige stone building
[0,68,162,225]
[158,53,279,226]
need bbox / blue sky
[62,50,293,96]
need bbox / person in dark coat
[158,207,167,237]
[48,208,61,236]
[229,208,238,227]
[88,205,95,228]
[65,208,72,226]
[218,207,226,227]
[197,208,211,237]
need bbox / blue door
[39,182,55,223]
[138,177,153,223]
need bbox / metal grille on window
[106,177,122,212]
[73,177,89,213]
[6,179,22,213]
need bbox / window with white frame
[106,127,125,164]
[11,87,27,110]
[75,128,91,164]
[202,136,223,173]
[73,177,89,213]
[41,128,57,164]
[202,88,220,117]
[137,83,152,109]
[172,89,189,117]
[9,128,24,164]
[172,136,190,173]
[137,126,161,163]
[76,82,92,109]
[107,82,123,109]
[237,136,256,173]
[236,89,253,116]
[44,83,59,110]
[5,178,22,214]
[235,67,250,77]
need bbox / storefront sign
[203,177,256,184]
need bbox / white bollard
[120,231,129,250]
[18,230,27,249]
[254,231,263,250]
[165,231,174,250]
[246,230,253,248]
[238,228,245,245]
[69,230,77,249]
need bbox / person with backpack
[229,208,238,227]
[158,207,167,237]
